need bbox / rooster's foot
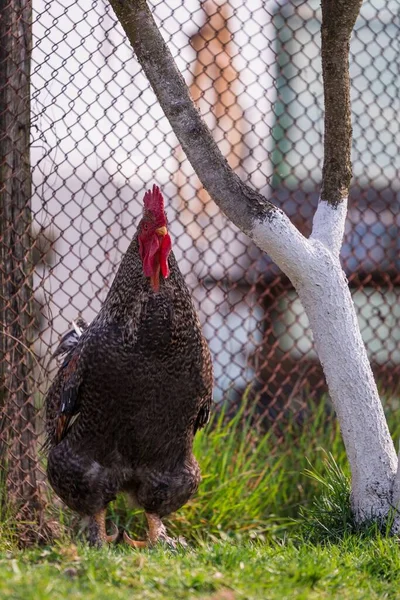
[87,509,118,546]
[122,531,148,548]
[123,512,186,550]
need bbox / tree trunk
[298,232,397,520]
[0,0,47,543]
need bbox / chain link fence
[1,0,399,532]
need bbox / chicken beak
[155,226,168,237]
[149,227,168,292]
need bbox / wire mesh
[0,0,399,525]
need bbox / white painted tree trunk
[296,249,397,521]
[391,452,400,532]
[252,200,398,522]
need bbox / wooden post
[0,0,47,543]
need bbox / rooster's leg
[87,509,118,546]
[123,512,178,548]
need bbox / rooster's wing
[44,344,85,448]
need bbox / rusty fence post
[0,0,48,544]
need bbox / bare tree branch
[108,0,277,236]
[108,0,362,259]
[320,0,363,206]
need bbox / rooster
[45,185,213,547]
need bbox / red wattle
[142,234,160,277]
[160,233,172,278]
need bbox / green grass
[109,395,349,543]
[2,536,400,599]
[1,393,400,599]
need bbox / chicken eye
[143,223,149,232]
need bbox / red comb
[143,184,165,221]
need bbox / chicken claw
[123,531,148,548]
[123,512,184,549]
[104,520,119,543]
[88,509,119,546]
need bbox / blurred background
[29,0,400,423]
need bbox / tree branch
[311,197,348,257]
[320,0,362,206]
[311,0,362,255]
[107,0,317,279]
[108,0,276,237]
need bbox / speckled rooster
[45,185,213,547]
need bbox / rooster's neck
[100,235,175,321]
